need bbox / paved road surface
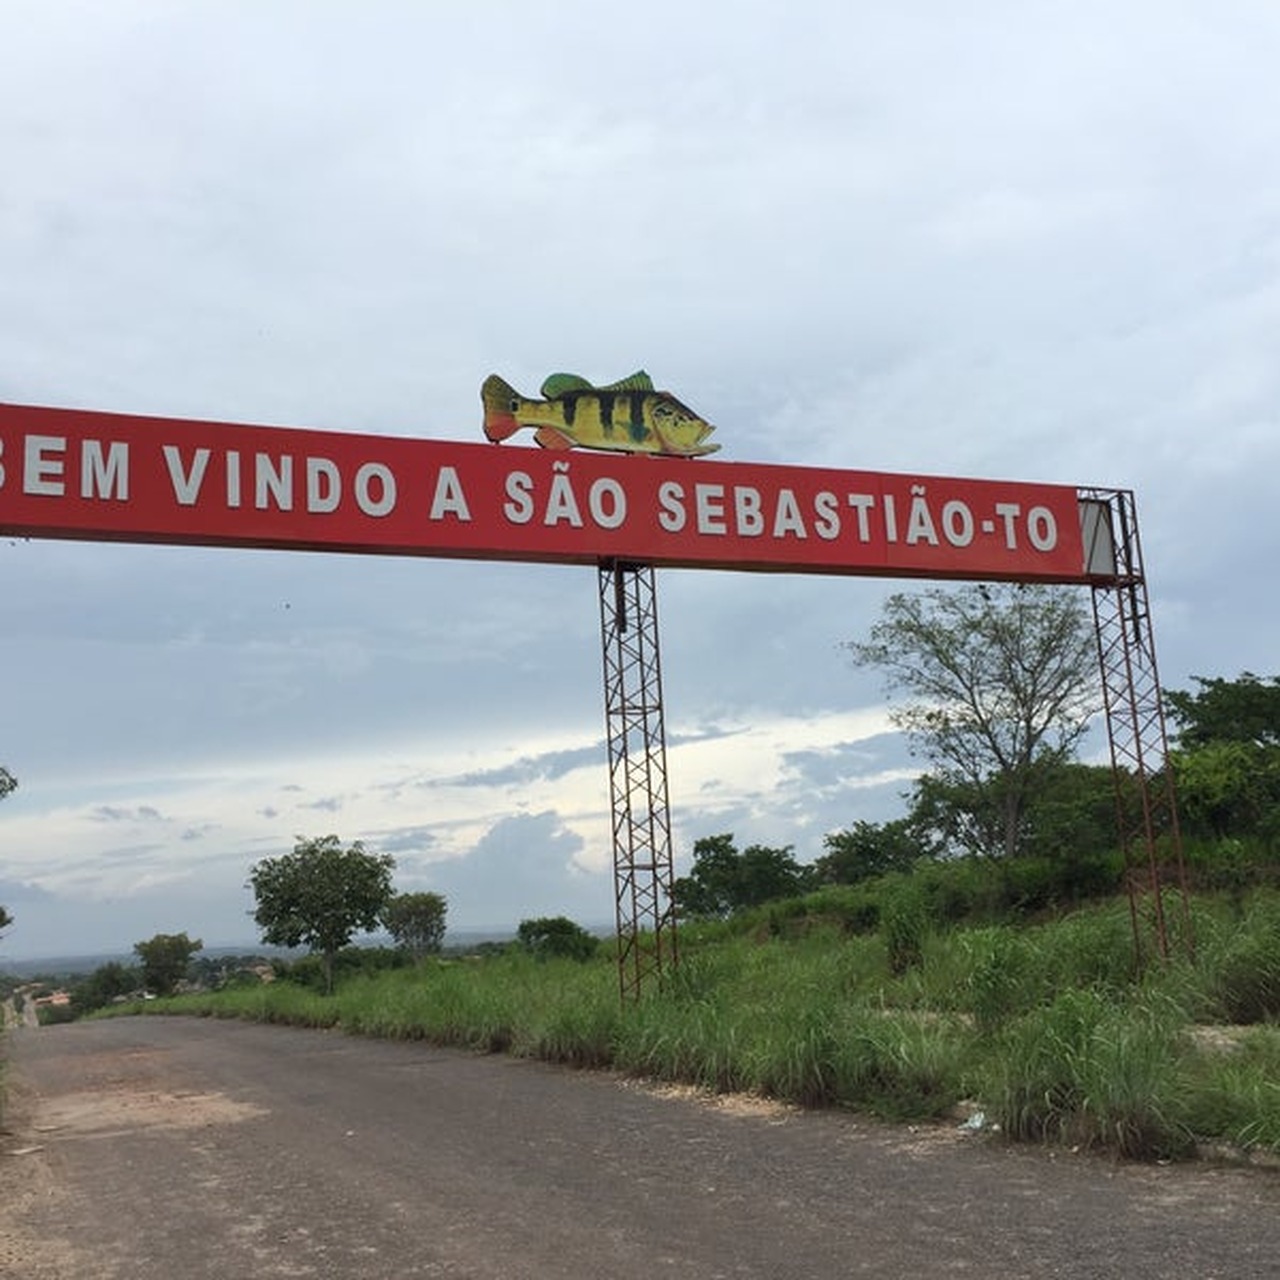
[2,1017,1277,1278]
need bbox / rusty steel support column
[598,561,678,1001]
[1082,489,1193,964]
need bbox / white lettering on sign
[81,441,129,500]
[587,477,626,529]
[500,466,630,531]
[355,463,395,517]
[735,487,763,536]
[942,500,973,547]
[773,488,806,539]
[972,501,1059,552]
[164,447,398,518]
[307,458,340,513]
[164,446,211,506]
[1027,506,1057,551]
[429,466,470,521]
[4,436,129,499]
[544,463,583,527]
[695,484,726,535]
[503,470,534,524]
[846,494,875,541]
[659,481,855,542]
[658,480,686,533]
[24,435,66,496]
[995,501,1021,549]
[883,493,899,543]
[905,486,938,547]
[255,453,292,511]
[814,492,840,540]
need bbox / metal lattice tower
[1082,489,1193,963]
[598,561,678,1001]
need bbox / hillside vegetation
[134,864,1280,1165]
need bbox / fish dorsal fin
[541,373,593,398]
[600,370,654,392]
[541,370,656,398]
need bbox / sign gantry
[0,386,1190,992]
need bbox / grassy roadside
[123,888,1280,1165]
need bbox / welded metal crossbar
[1083,489,1192,963]
[598,561,678,1000]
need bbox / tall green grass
[983,988,1194,1159]
[136,890,1280,1163]
[1182,1026,1280,1152]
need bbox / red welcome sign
[0,401,1093,583]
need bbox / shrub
[516,916,600,962]
[279,945,410,991]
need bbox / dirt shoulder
[0,1073,99,1280]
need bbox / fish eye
[509,398,520,411]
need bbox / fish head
[482,374,525,441]
[651,394,720,457]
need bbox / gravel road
[2,1017,1277,1278]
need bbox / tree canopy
[846,584,1100,860]
[673,834,815,918]
[814,819,919,885]
[516,916,599,961]
[72,961,141,1015]
[1165,673,1280,842]
[383,891,448,961]
[1165,672,1280,748]
[134,931,202,996]
[249,835,395,993]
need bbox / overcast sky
[2,2,1277,961]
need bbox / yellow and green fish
[482,371,719,457]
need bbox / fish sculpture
[482,371,719,457]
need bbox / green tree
[383,891,448,962]
[905,761,1118,866]
[1019,762,1118,861]
[1165,673,1280,841]
[72,961,141,1015]
[249,835,395,993]
[516,916,599,961]
[673,833,816,918]
[814,819,922,885]
[672,833,740,917]
[1172,740,1280,841]
[134,932,202,996]
[846,584,1100,860]
[1165,672,1280,748]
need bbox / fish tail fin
[482,374,522,442]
